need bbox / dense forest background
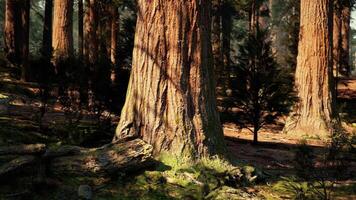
[0,0,355,199]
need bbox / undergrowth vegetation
[95,154,266,200]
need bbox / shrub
[231,28,296,144]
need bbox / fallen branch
[0,156,37,177]
[0,144,46,155]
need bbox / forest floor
[0,71,355,199]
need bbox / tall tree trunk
[340,3,351,76]
[42,0,53,58]
[4,0,30,81]
[110,5,118,66]
[221,1,232,89]
[20,0,30,81]
[333,2,342,77]
[114,0,226,158]
[78,0,84,58]
[84,0,98,65]
[212,0,223,86]
[284,0,338,137]
[249,0,258,34]
[52,0,73,66]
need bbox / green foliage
[274,177,333,200]
[94,155,266,199]
[231,28,296,142]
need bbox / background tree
[52,0,74,66]
[4,0,30,80]
[114,0,226,158]
[84,0,98,66]
[78,0,84,58]
[42,0,53,58]
[284,0,338,137]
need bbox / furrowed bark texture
[284,0,337,136]
[114,0,226,158]
[52,0,73,63]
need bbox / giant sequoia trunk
[4,0,30,80]
[52,0,73,65]
[114,0,226,158]
[284,0,338,137]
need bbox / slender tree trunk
[78,0,84,58]
[20,0,30,81]
[284,0,338,137]
[84,0,98,65]
[341,3,351,76]
[110,5,118,66]
[42,0,53,58]
[333,2,342,77]
[114,0,226,158]
[212,0,223,85]
[221,2,232,89]
[52,0,74,66]
[249,0,258,34]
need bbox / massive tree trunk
[42,0,53,58]
[284,0,338,137]
[78,0,84,58]
[114,0,226,158]
[52,0,74,65]
[4,0,30,81]
[340,3,351,76]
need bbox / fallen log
[0,144,46,155]
[49,138,154,177]
[0,156,37,177]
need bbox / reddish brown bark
[52,0,74,64]
[110,5,118,66]
[4,0,30,80]
[284,0,338,136]
[84,0,98,65]
[340,4,351,76]
[114,0,226,158]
